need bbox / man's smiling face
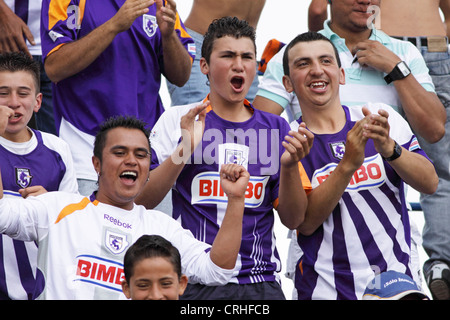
[93,126,151,210]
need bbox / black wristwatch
[384,61,411,84]
[382,140,402,161]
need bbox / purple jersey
[291,103,431,300]
[41,0,195,135]
[0,129,77,300]
[150,99,308,284]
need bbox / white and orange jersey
[0,192,233,300]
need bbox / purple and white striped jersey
[0,129,78,299]
[291,103,431,300]
[150,99,311,284]
[4,0,43,56]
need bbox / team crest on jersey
[143,14,158,37]
[329,141,346,160]
[219,143,249,169]
[15,168,32,189]
[105,230,129,255]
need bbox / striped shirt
[256,20,435,122]
[291,103,430,300]
[4,0,43,55]
[0,129,78,300]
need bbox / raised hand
[219,164,250,200]
[361,106,395,158]
[155,0,177,38]
[173,101,208,164]
[341,113,370,171]
[110,0,155,33]
[281,122,314,167]
[0,105,14,136]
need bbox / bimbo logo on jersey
[191,172,269,208]
[75,255,124,292]
[312,154,386,191]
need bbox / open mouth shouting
[120,171,138,185]
[230,76,245,93]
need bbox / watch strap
[382,140,402,161]
[384,61,410,84]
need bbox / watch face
[398,62,411,76]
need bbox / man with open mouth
[136,17,313,300]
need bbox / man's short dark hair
[283,31,342,76]
[0,51,40,92]
[202,16,256,64]
[123,235,183,283]
[93,115,150,161]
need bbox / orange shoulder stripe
[48,0,86,31]
[54,197,98,224]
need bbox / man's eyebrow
[319,54,335,60]
[110,145,150,154]
[292,54,335,63]
[219,49,255,56]
[0,86,32,91]
[110,145,127,150]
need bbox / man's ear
[121,280,131,299]
[199,57,209,76]
[282,75,295,93]
[33,92,43,113]
[178,274,189,297]
[92,155,100,176]
[339,67,346,85]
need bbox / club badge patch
[219,143,249,169]
[105,230,129,255]
[15,168,32,189]
[329,141,346,160]
[143,14,158,38]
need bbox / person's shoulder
[39,130,71,151]
[39,130,67,143]
[162,101,203,119]
[254,107,289,126]
[134,205,183,228]
[32,190,84,205]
